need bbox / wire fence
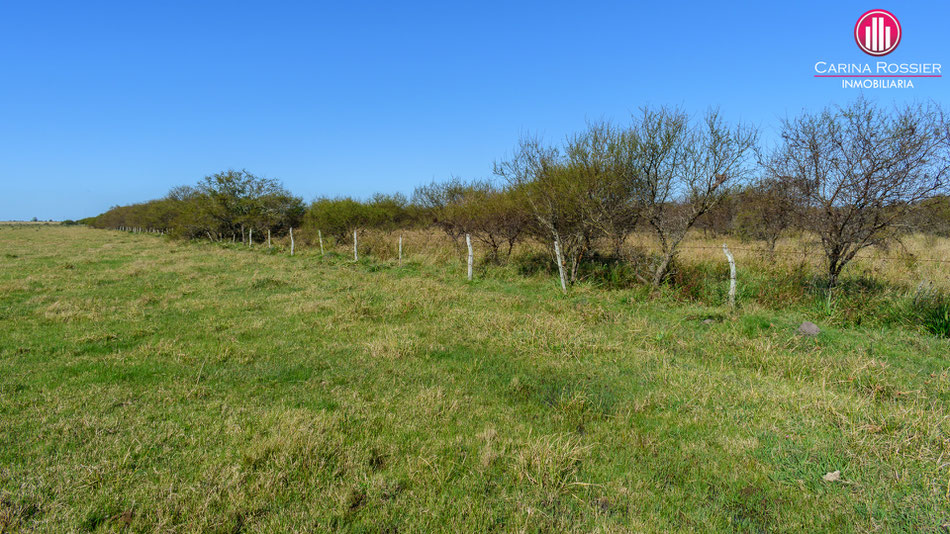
[674,244,950,264]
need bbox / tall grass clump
[908,290,950,338]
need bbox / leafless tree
[633,107,758,286]
[765,98,950,286]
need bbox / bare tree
[765,98,950,286]
[633,107,758,286]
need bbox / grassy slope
[0,226,948,533]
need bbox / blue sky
[1,1,947,220]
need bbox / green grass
[1,226,949,532]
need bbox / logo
[855,9,901,56]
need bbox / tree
[305,197,369,241]
[363,193,416,231]
[495,136,599,283]
[196,169,302,239]
[733,177,801,251]
[494,120,655,283]
[303,193,418,246]
[765,99,950,286]
[468,185,531,262]
[413,178,529,263]
[563,122,643,256]
[633,107,758,286]
[256,192,305,236]
[413,177,471,246]
[453,181,529,263]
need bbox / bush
[305,194,420,241]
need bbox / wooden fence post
[353,230,358,261]
[249,228,253,247]
[398,235,403,262]
[290,227,295,256]
[553,238,567,294]
[267,229,271,248]
[722,243,736,309]
[466,233,473,281]
[318,230,324,255]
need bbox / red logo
[855,9,901,56]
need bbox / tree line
[84,98,950,287]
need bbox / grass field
[1,225,949,532]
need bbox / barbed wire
[673,244,950,264]
[98,225,950,265]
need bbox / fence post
[722,243,736,309]
[398,235,403,262]
[353,230,358,261]
[267,229,271,248]
[553,238,567,294]
[318,230,324,255]
[290,227,295,256]
[466,233,473,281]
[249,228,253,247]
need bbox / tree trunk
[653,253,674,287]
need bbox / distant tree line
[84,170,306,241]
[84,98,950,287]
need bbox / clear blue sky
[1,1,946,220]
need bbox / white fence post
[318,230,324,255]
[398,235,403,262]
[553,238,567,294]
[290,227,295,256]
[466,233,473,281]
[353,230,358,261]
[249,228,253,247]
[267,229,271,248]
[722,243,736,309]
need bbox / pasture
[1,225,948,532]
